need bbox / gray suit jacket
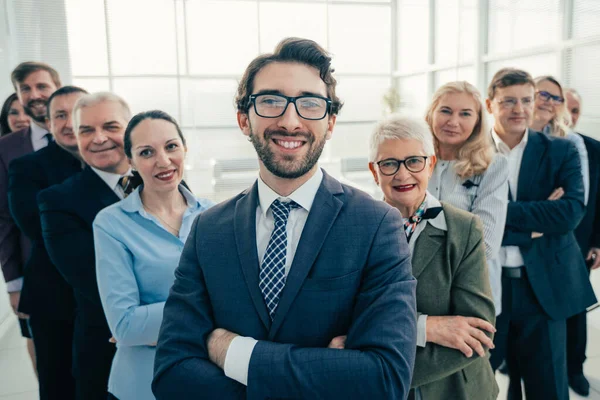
[0,127,33,286]
[153,170,418,400]
[411,202,498,400]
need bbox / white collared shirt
[90,167,132,199]
[30,121,50,151]
[224,167,324,386]
[491,128,527,267]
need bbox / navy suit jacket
[502,131,597,320]
[153,171,417,400]
[8,141,80,317]
[574,133,600,260]
[0,127,33,286]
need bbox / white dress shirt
[30,121,50,151]
[223,168,323,386]
[491,129,527,268]
[90,167,132,199]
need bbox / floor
[1,297,600,399]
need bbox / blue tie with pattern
[260,199,300,320]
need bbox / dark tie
[44,133,54,144]
[118,176,135,197]
[260,199,300,320]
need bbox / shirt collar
[257,167,323,217]
[90,167,132,192]
[120,184,200,213]
[491,128,529,154]
[30,121,49,141]
[423,191,447,231]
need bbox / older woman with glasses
[425,81,509,315]
[530,75,589,206]
[367,115,498,400]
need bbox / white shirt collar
[30,121,49,141]
[90,166,132,192]
[257,168,323,217]
[491,128,529,154]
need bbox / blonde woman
[425,81,509,315]
[530,76,589,206]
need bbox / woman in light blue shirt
[425,81,509,315]
[93,110,213,400]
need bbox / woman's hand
[426,316,495,357]
[327,335,347,349]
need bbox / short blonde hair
[425,81,493,178]
[535,76,571,137]
[73,92,132,133]
[369,114,435,162]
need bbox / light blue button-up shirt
[93,185,214,400]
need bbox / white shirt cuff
[223,335,258,386]
[6,277,24,292]
[417,314,427,348]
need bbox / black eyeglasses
[249,94,332,120]
[374,156,428,176]
[536,90,564,104]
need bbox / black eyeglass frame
[535,90,564,104]
[248,93,333,121]
[373,156,429,176]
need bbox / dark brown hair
[124,110,186,158]
[487,68,535,100]
[235,37,343,116]
[11,61,62,91]
[46,86,89,119]
[0,93,19,136]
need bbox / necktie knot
[118,176,134,197]
[271,199,300,223]
[44,133,54,144]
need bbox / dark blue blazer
[8,141,80,317]
[153,171,417,400]
[575,133,600,259]
[502,131,597,320]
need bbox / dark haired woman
[93,110,213,400]
[0,93,29,135]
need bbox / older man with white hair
[38,92,133,400]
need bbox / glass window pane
[435,66,476,88]
[399,74,429,117]
[397,0,429,72]
[487,53,559,83]
[180,79,238,127]
[573,0,600,39]
[488,0,561,54]
[435,0,460,65]
[458,0,477,63]
[259,3,327,52]
[112,78,179,120]
[186,1,259,75]
[106,0,177,75]
[328,122,376,159]
[65,0,109,76]
[336,77,391,122]
[329,5,391,74]
[72,78,110,93]
[568,44,600,118]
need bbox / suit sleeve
[504,141,585,234]
[152,215,247,400]
[8,157,45,240]
[588,139,600,250]
[0,153,23,286]
[411,217,496,388]
[245,207,417,400]
[93,214,165,346]
[38,188,103,306]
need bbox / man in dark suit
[8,86,87,400]
[38,92,132,400]
[153,38,417,400]
[564,88,600,396]
[486,68,597,400]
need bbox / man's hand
[9,291,29,319]
[426,316,495,358]
[532,232,544,239]
[327,335,347,349]
[587,247,600,270]
[548,187,564,201]
[207,328,238,370]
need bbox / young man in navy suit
[153,38,418,400]
[487,68,596,400]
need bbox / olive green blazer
[410,202,499,400]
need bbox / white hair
[369,114,435,162]
[72,92,132,133]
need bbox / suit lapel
[80,167,120,224]
[517,131,546,201]
[234,182,271,330]
[411,223,445,279]
[268,172,344,340]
